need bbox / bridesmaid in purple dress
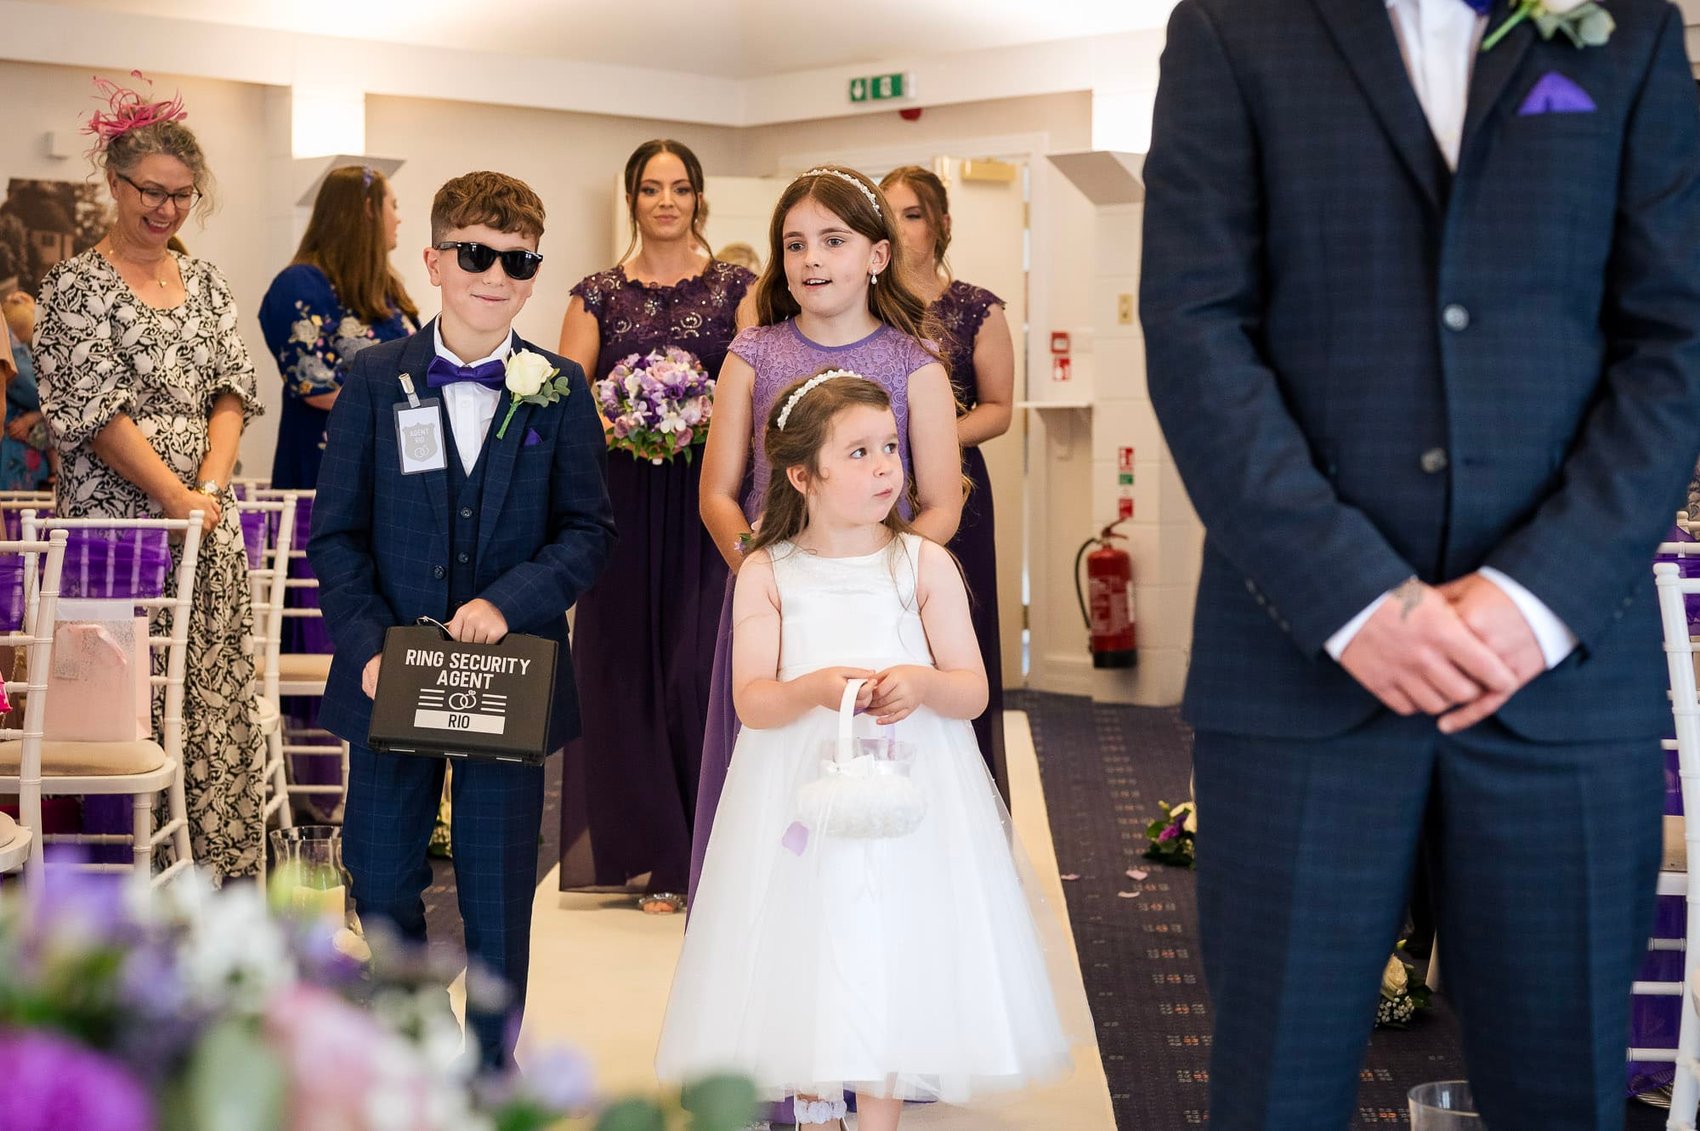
[882,166,1016,806]
[557,140,754,913]
[693,165,964,902]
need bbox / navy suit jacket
[1141,0,1700,741]
[307,321,616,750]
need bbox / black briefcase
[366,618,558,765]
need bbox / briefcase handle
[415,615,453,640]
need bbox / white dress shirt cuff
[1478,567,1577,670]
[1325,594,1389,661]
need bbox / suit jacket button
[1442,304,1470,332]
[432,565,445,579]
[1420,448,1449,474]
[460,506,474,519]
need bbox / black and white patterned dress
[34,248,266,878]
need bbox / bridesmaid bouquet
[595,347,714,465]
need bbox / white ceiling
[36,0,1181,79]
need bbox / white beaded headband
[776,369,865,430]
[799,167,880,216]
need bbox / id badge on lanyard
[393,372,447,475]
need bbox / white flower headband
[799,167,880,216]
[776,369,864,430]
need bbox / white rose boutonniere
[1482,0,1613,52]
[496,348,571,440]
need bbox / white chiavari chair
[0,529,67,898]
[0,511,204,889]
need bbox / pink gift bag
[44,599,151,743]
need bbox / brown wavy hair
[430,171,545,243]
[751,165,941,366]
[747,370,917,556]
[879,165,952,273]
[618,139,712,265]
[292,166,419,325]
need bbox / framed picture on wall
[0,179,107,298]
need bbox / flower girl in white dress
[656,370,1073,1129]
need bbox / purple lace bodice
[930,280,1003,412]
[571,260,756,383]
[729,320,936,512]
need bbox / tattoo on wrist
[1393,577,1423,621]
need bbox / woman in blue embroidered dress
[259,165,418,489]
[555,140,755,913]
[882,165,1016,806]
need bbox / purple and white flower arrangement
[0,866,756,1131]
[594,347,714,465]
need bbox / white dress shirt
[1325,0,1578,670]
[431,322,509,476]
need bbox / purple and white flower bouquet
[595,347,714,465]
[0,865,756,1130]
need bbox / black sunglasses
[434,241,543,280]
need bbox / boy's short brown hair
[430,171,546,244]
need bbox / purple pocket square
[523,427,543,447]
[1518,72,1596,116]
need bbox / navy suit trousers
[341,743,546,1070]
[1194,715,1662,1131]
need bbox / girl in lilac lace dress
[883,166,1016,805]
[692,165,963,903]
[557,140,755,912]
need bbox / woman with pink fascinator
[32,73,266,879]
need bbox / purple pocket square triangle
[523,427,543,446]
[1519,72,1596,116]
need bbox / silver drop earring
[870,271,879,286]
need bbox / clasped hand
[361,599,510,700]
[1337,573,1546,734]
[803,665,933,724]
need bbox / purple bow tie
[426,355,506,390]
[1460,0,1492,14]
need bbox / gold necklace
[100,240,171,289]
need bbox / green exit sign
[848,72,911,103]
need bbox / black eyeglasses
[433,241,544,280]
[117,172,200,211]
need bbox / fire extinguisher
[1074,521,1137,669]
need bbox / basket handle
[835,678,867,764]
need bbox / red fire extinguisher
[1074,521,1137,669]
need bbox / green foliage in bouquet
[0,866,756,1131]
[1143,799,1197,868]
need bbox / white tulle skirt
[655,702,1082,1107]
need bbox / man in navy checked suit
[1142,0,1700,1126]
[310,171,614,1070]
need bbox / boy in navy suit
[309,171,615,1070]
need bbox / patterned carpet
[1010,689,1666,1130]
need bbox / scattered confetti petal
[1059,873,1080,881]
[1126,868,1149,881]
[1116,891,1139,899]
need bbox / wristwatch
[199,478,222,496]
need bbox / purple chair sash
[0,528,173,632]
